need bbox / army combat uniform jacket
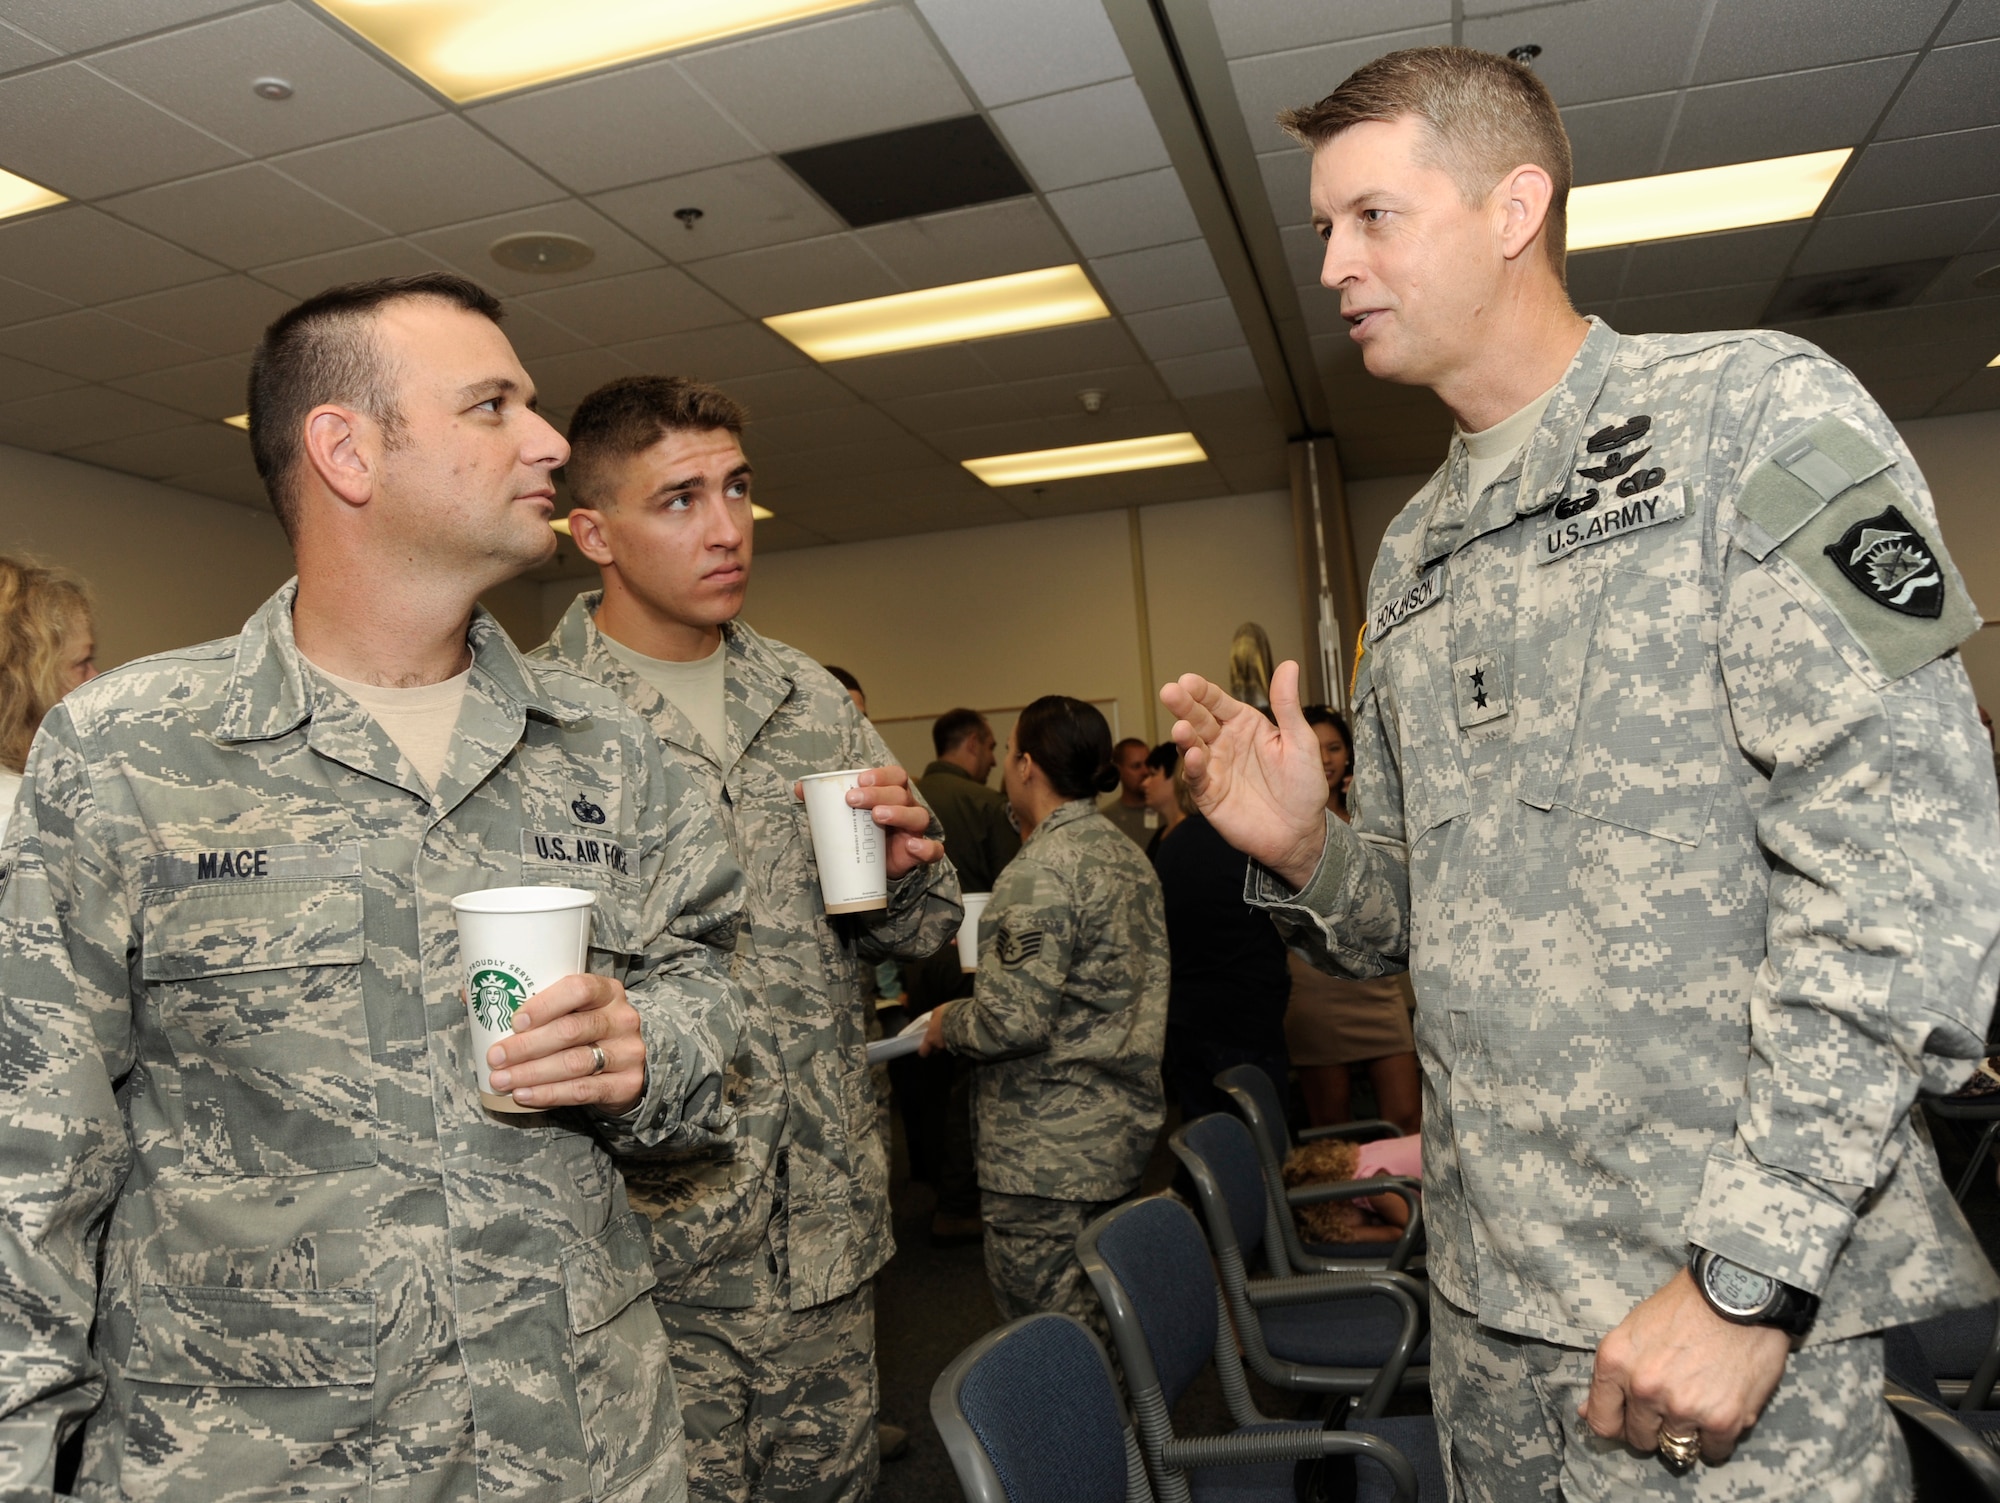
[0,585,745,1503]
[943,799,1169,1201]
[1254,319,2000,1349]
[537,597,961,1312]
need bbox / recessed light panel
[765,266,1110,363]
[0,167,64,223]
[1567,148,1851,252]
[963,433,1208,487]
[782,116,1032,229]
[316,0,871,104]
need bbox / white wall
[1899,411,2000,711]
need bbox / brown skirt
[1283,950,1415,1066]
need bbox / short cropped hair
[248,273,504,539]
[825,665,862,695]
[933,707,988,757]
[1113,736,1149,760]
[564,375,748,509]
[1279,45,1573,282]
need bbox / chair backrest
[1217,1061,1293,1158]
[1077,1196,1219,1411]
[1173,1113,1269,1265]
[932,1313,1146,1503]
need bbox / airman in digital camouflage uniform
[0,277,745,1502]
[1164,49,2000,1503]
[542,376,960,1503]
[924,696,1169,1334]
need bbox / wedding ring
[590,1045,608,1076]
[1657,1428,1701,1473]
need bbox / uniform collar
[1025,797,1097,845]
[924,760,983,784]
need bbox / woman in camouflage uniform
[922,696,1170,1331]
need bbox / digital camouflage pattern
[1428,1295,1906,1501]
[537,595,960,1315]
[980,1190,1118,1342]
[0,583,745,1502]
[1253,319,2000,1353]
[942,799,1169,1202]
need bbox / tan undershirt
[1461,377,1562,501]
[311,662,471,789]
[600,632,728,759]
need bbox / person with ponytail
[922,695,1169,1334]
[0,555,97,843]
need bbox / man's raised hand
[1159,659,1330,889]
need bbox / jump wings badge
[1824,505,1945,619]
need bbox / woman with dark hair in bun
[922,695,1169,1334]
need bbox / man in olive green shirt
[1098,736,1157,848]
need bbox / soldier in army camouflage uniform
[923,696,1169,1334]
[540,376,961,1503]
[1164,50,2000,1502]
[0,277,746,1502]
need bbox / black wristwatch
[1690,1247,1819,1338]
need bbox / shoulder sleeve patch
[1735,416,1896,559]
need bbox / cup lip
[450,884,597,914]
[797,767,872,785]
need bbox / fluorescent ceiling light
[1568,148,1851,252]
[317,0,870,104]
[963,433,1208,487]
[765,266,1110,362]
[223,413,250,430]
[1989,352,2000,367]
[553,503,774,533]
[0,167,64,222]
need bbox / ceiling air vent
[781,115,1032,229]
[1765,258,1949,322]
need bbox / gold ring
[1657,1428,1701,1473]
[590,1045,608,1075]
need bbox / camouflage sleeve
[1242,655,1413,979]
[1687,356,2000,1295]
[939,858,1075,1061]
[595,733,746,1157]
[0,713,134,1490]
[848,706,962,965]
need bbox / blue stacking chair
[931,1312,1154,1503]
[1215,1063,1423,1275]
[1077,1195,1441,1503]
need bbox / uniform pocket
[562,1211,676,1497]
[140,876,378,1175]
[121,1285,374,1503]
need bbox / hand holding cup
[487,973,647,1114]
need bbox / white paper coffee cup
[957,892,992,972]
[451,885,595,1113]
[800,768,889,913]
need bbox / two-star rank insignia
[1824,505,1945,619]
[1452,649,1509,727]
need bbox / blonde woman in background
[0,556,96,842]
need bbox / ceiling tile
[1212,0,1451,59]
[1124,297,1248,362]
[610,321,811,384]
[0,273,73,328]
[518,266,735,345]
[1465,0,1709,107]
[973,318,1144,380]
[749,430,942,484]
[64,419,249,479]
[1180,385,1287,446]
[99,274,294,355]
[719,365,861,420]
[0,351,81,403]
[685,233,898,316]
[0,62,243,198]
[110,353,251,419]
[747,403,913,456]
[1562,92,1678,184]
[913,0,1129,107]
[1795,196,2000,276]
[1832,125,2000,215]
[411,201,664,296]
[1612,283,1772,334]
[1295,283,1347,337]
[468,56,760,196]
[751,515,838,551]
[991,77,1169,193]
[881,383,1030,433]
[90,4,438,157]
[1155,345,1261,398]
[1046,168,1201,258]
[0,309,205,379]
[1864,370,1965,419]
[1940,0,2000,44]
[275,116,563,235]
[856,198,1072,287]
[1214,447,1288,491]
[678,9,970,154]
[165,463,270,510]
[105,163,381,268]
[1227,25,1454,156]
[520,347,637,408]
[1917,250,2000,304]
[1090,239,1229,316]
[1008,362,1172,417]
[925,414,1074,461]
[594,158,844,263]
[1665,56,1910,173]
[1932,365,2000,416]
[1693,0,1950,83]
[1836,333,1999,384]
[1,0,243,52]
[0,22,57,73]
[0,206,219,302]
[495,304,590,360]
[1563,246,1630,305]
[251,238,459,299]
[1279,223,1324,288]
[820,343,998,401]
[1878,39,2000,140]
[0,384,193,450]
[1620,223,1808,298]
[1258,148,1313,227]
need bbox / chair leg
[1953,1122,2000,1204]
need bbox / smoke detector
[1079,388,1106,414]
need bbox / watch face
[1704,1255,1776,1316]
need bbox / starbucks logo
[469,967,527,1032]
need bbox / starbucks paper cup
[957,892,992,972]
[451,885,595,1113]
[799,769,890,914]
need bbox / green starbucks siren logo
[470,966,528,1032]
